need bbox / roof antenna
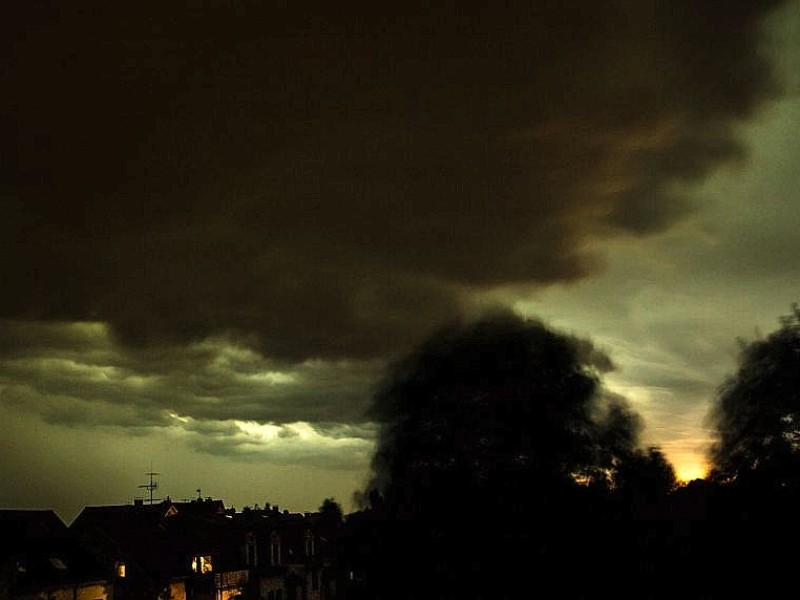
[138,464,160,505]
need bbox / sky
[2,1,799,523]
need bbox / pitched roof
[0,509,107,591]
[0,509,67,542]
[70,499,244,579]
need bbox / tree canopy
[349,312,689,599]
[364,311,655,519]
[318,497,344,523]
[709,305,800,487]
[615,446,677,501]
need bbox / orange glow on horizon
[675,462,708,483]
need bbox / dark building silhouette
[66,498,338,600]
[0,510,110,600]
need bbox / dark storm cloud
[0,321,380,428]
[0,320,379,466]
[2,1,787,362]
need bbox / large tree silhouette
[700,306,800,600]
[364,311,646,520]
[709,305,800,488]
[615,446,677,501]
[348,312,682,599]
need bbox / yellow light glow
[235,420,283,441]
[245,371,296,384]
[191,555,213,574]
[675,462,708,483]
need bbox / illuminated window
[191,555,213,574]
[116,561,126,578]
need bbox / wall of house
[169,581,187,600]
[16,582,111,600]
[260,577,287,600]
[212,568,247,600]
[75,583,111,600]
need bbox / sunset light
[675,462,709,484]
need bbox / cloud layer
[2,3,796,517]
[0,320,381,428]
[2,1,787,361]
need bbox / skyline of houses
[1,495,345,600]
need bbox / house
[0,510,110,600]
[232,505,340,600]
[70,499,248,600]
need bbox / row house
[2,498,343,600]
[70,499,248,600]
[0,510,110,600]
[233,505,340,600]
[67,498,341,600]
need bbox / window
[270,532,281,565]
[245,532,258,566]
[191,555,213,574]
[304,531,315,557]
[116,561,126,578]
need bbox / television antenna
[138,469,160,505]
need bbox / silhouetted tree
[365,312,652,519]
[709,304,800,488]
[699,308,800,598]
[615,446,677,502]
[319,497,344,523]
[349,312,680,599]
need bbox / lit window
[116,562,126,578]
[191,555,213,574]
